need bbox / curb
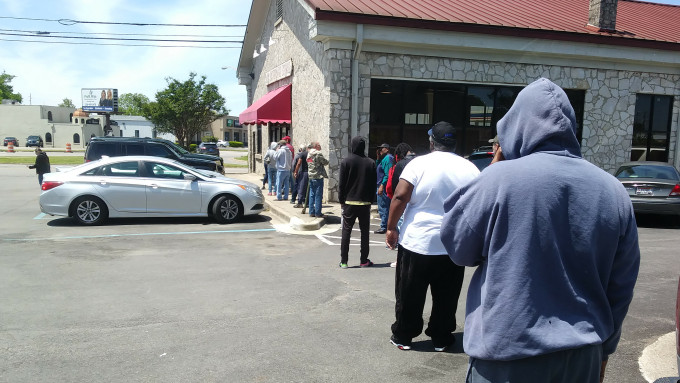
[264,201,326,231]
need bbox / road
[0,164,678,382]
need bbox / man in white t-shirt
[385,121,480,352]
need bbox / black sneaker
[432,336,455,352]
[390,335,411,350]
[360,260,374,267]
[374,229,386,234]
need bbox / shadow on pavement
[634,213,680,229]
[46,214,272,227]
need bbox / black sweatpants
[340,204,371,265]
[391,245,465,342]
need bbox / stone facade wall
[335,53,680,174]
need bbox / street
[0,163,678,382]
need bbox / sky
[2,0,680,117]
[0,0,251,115]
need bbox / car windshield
[615,164,679,181]
[28,136,39,139]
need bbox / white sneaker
[390,261,397,268]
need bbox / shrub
[189,143,197,152]
[203,136,218,143]
[229,141,243,148]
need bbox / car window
[88,143,117,159]
[99,161,140,177]
[146,144,174,158]
[145,162,188,180]
[615,165,680,180]
[125,144,145,155]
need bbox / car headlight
[239,185,262,198]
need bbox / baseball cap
[378,143,390,149]
[488,135,499,144]
[428,121,456,145]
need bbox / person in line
[263,142,278,196]
[386,121,479,352]
[375,143,395,234]
[488,135,503,166]
[283,136,295,196]
[290,144,308,206]
[385,142,416,267]
[306,141,329,218]
[440,78,640,382]
[338,136,377,269]
[273,140,293,200]
[28,147,50,186]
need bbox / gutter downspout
[351,24,363,145]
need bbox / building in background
[237,0,679,201]
[207,115,247,145]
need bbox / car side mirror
[183,173,197,181]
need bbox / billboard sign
[81,88,118,113]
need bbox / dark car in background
[3,137,19,146]
[467,146,494,171]
[614,161,680,217]
[84,137,224,174]
[25,135,43,147]
[198,142,220,156]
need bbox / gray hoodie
[440,78,640,361]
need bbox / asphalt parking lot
[0,163,678,382]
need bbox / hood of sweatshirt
[497,78,581,161]
[350,136,366,156]
[269,142,278,150]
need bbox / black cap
[428,121,456,145]
[488,135,499,144]
[378,143,390,149]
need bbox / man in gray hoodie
[440,78,640,382]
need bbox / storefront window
[631,94,673,161]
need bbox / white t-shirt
[399,151,480,255]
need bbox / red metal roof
[306,0,680,47]
[239,85,292,125]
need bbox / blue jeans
[267,168,277,194]
[276,170,290,200]
[308,178,324,216]
[377,186,391,231]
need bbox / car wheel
[212,195,242,224]
[71,196,108,225]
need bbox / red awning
[239,84,291,125]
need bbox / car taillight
[41,181,63,191]
[669,184,680,197]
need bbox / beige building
[237,0,680,202]
[206,115,248,145]
[0,105,117,148]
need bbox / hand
[490,146,505,165]
[378,184,384,195]
[385,229,399,250]
[599,360,607,383]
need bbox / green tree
[58,98,75,108]
[142,73,226,147]
[0,71,22,103]
[119,92,150,115]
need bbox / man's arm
[385,180,413,249]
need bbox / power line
[0,28,244,38]
[0,31,242,44]
[0,37,242,48]
[0,16,246,27]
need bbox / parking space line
[33,213,46,220]
[2,228,276,241]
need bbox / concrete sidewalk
[226,171,344,231]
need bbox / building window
[73,133,80,144]
[135,130,140,138]
[224,132,230,141]
[276,0,283,20]
[47,111,53,121]
[46,133,52,143]
[120,130,123,137]
[234,132,240,142]
[70,113,73,122]
[631,94,673,162]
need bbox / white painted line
[315,234,335,245]
[33,213,46,220]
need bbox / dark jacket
[390,153,416,196]
[29,152,50,174]
[339,137,377,204]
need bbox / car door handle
[149,184,159,189]
[99,180,107,185]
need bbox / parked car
[614,161,680,217]
[84,137,224,174]
[3,137,19,146]
[198,142,220,156]
[39,156,264,225]
[216,140,230,147]
[467,146,494,171]
[25,135,43,147]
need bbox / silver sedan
[40,156,264,225]
[615,161,680,217]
